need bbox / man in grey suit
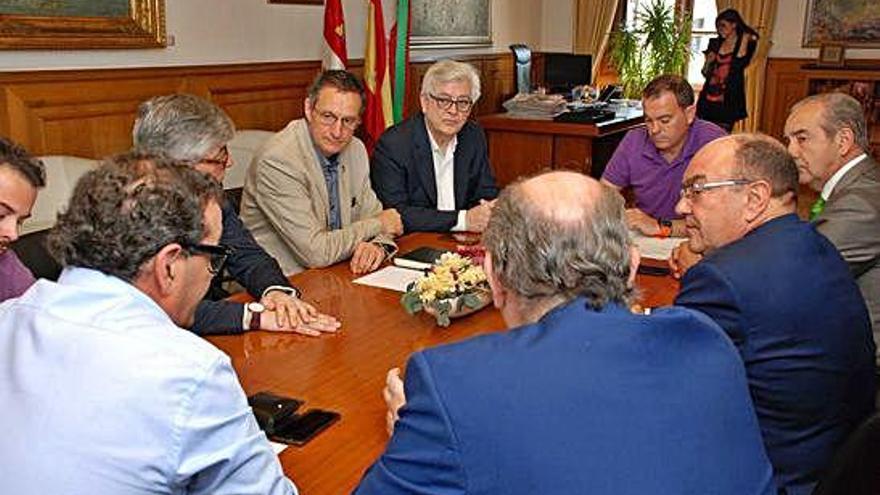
[785,92,880,367]
[241,71,402,275]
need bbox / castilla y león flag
[323,0,348,69]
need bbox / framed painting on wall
[411,0,491,48]
[0,0,166,49]
[803,0,880,47]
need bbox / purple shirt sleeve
[601,129,640,188]
[0,250,36,302]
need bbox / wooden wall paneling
[477,55,515,117]
[486,130,553,186]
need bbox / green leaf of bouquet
[462,292,481,308]
[401,291,423,314]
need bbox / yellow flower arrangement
[401,252,491,326]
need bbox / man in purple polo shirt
[0,138,45,302]
[602,75,726,237]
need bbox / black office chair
[811,411,880,495]
[12,229,62,281]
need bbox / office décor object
[401,252,491,326]
[817,43,846,67]
[804,0,880,48]
[0,0,166,49]
[510,44,532,94]
[411,0,490,47]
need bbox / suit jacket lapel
[452,134,468,209]
[294,120,330,227]
[413,113,439,206]
[338,153,352,226]
[830,157,874,202]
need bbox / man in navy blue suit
[355,171,775,495]
[371,60,498,233]
[674,134,876,495]
[133,94,340,336]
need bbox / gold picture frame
[0,0,166,50]
[817,43,846,67]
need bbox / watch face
[247,302,266,313]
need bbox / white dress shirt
[427,126,468,231]
[0,267,296,495]
[822,153,868,200]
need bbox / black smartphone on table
[270,409,341,446]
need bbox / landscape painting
[0,0,166,49]
[411,0,491,47]
[803,0,880,47]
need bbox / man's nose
[0,217,20,243]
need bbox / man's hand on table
[625,208,661,236]
[259,290,341,336]
[384,367,406,436]
[668,241,703,279]
[350,241,386,274]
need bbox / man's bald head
[483,171,634,315]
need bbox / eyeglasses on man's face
[680,178,753,200]
[201,145,230,167]
[183,243,233,275]
[428,93,474,113]
[314,109,361,130]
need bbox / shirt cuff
[261,285,301,299]
[451,210,468,232]
[241,304,251,330]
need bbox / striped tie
[809,197,826,221]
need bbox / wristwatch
[657,219,673,238]
[247,302,265,331]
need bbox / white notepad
[633,233,687,261]
[353,266,425,292]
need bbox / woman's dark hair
[716,9,759,39]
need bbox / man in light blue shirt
[0,154,296,495]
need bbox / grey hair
[731,133,799,200]
[792,92,870,152]
[132,94,235,163]
[47,152,223,282]
[483,176,634,313]
[420,59,482,102]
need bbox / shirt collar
[57,266,174,326]
[821,153,867,200]
[425,122,458,159]
[641,123,700,165]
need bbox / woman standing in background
[696,9,759,132]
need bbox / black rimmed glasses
[680,178,753,200]
[428,93,474,113]
[183,243,233,275]
[201,145,230,167]
[314,110,361,130]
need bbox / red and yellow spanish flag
[363,0,409,153]
[322,0,348,69]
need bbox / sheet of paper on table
[270,440,287,455]
[633,233,687,261]
[353,265,425,292]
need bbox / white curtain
[573,0,621,80]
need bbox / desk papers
[270,440,287,455]
[633,234,687,261]
[353,266,424,292]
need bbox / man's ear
[836,127,856,157]
[152,243,184,296]
[628,246,641,288]
[419,92,430,114]
[303,97,313,122]
[684,104,697,125]
[483,251,505,310]
[744,180,772,223]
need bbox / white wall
[0,0,555,71]
[769,0,880,59]
[540,0,574,52]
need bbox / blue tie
[321,154,342,230]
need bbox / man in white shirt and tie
[370,59,499,233]
[784,91,880,367]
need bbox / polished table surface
[209,233,679,494]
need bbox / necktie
[809,197,826,221]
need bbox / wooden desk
[479,110,644,186]
[209,233,678,494]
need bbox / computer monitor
[543,53,592,95]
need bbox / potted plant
[401,252,492,327]
[609,0,692,99]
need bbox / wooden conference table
[208,233,679,494]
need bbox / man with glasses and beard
[241,70,402,275]
[0,154,297,494]
[134,94,339,337]
[673,134,875,495]
[371,59,498,233]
